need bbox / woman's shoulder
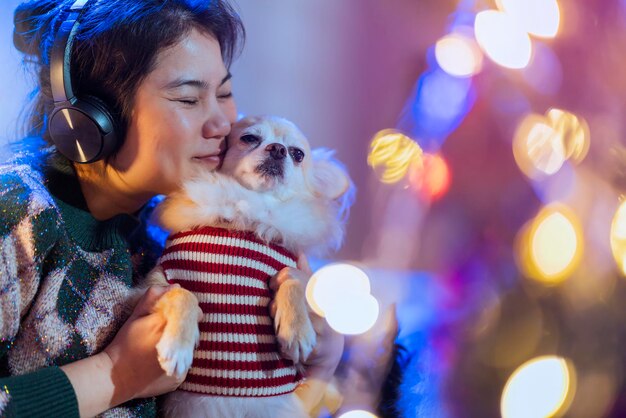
[0,162,58,234]
[0,161,55,202]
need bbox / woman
[1,0,342,416]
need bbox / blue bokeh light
[397,66,476,152]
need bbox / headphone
[49,0,119,163]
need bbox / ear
[310,148,351,200]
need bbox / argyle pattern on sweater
[0,161,159,417]
[160,226,301,397]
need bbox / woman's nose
[203,106,231,139]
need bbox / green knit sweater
[0,157,161,417]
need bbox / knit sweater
[159,226,301,397]
[0,156,161,417]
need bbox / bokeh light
[513,113,565,178]
[397,68,475,150]
[496,0,561,38]
[517,204,583,284]
[338,410,379,418]
[501,356,575,418]
[367,130,423,184]
[474,10,532,69]
[306,263,371,316]
[435,32,483,77]
[525,117,563,175]
[306,263,379,335]
[545,108,590,164]
[325,294,380,335]
[610,200,626,275]
[513,109,589,179]
[408,152,451,200]
[531,210,579,278]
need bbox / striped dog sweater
[159,226,300,397]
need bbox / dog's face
[221,116,314,194]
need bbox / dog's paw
[152,286,202,379]
[156,325,199,379]
[274,280,316,364]
[276,309,316,364]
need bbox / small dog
[145,116,353,418]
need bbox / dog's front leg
[272,268,316,365]
[143,266,203,379]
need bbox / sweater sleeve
[0,169,57,354]
[0,168,78,417]
[0,367,78,417]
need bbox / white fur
[156,169,345,255]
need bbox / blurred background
[2,0,626,416]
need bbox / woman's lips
[193,152,225,166]
[195,155,221,162]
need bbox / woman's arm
[0,173,75,416]
[0,285,186,418]
[61,285,186,418]
[0,367,78,417]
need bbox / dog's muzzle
[255,143,286,178]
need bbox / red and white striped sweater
[159,226,300,397]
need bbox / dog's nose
[266,143,287,160]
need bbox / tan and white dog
[143,116,353,418]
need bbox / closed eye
[174,98,198,105]
[289,147,305,164]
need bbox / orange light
[409,153,451,200]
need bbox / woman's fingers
[296,252,313,276]
[131,284,178,318]
[269,267,307,291]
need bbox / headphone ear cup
[48,95,119,163]
[82,94,119,156]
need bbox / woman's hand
[269,254,345,414]
[105,284,187,401]
[62,284,186,417]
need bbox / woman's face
[110,29,237,196]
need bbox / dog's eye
[289,147,305,164]
[240,134,261,144]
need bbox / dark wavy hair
[13,0,244,150]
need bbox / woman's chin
[192,155,222,171]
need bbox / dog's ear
[310,148,351,200]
